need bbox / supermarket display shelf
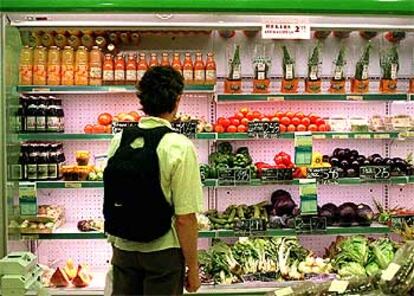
[216,93,408,102]
[16,84,215,94]
[17,131,404,141]
[19,225,389,240]
[24,176,414,189]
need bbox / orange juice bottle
[61,46,75,85]
[205,52,216,84]
[19,46,33,85]
[126,53,137,83]
[102,54,114,84]
[183,52,194,82]
[54,32,67,49]
[149,53,158,68]
[67,34,81,50]
[172,53,182,75]
[41,32,55,47]
[33,46,47,85]
[137,53,148,81]
[194,52,205,83]
[161,53,170,66]
[47,46,61,85]
[89,46,103,85]
[74,46,89,85]
[114,53,125,84]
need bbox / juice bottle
[131,32,140,45]
[89,46,103,85]
[114,53,125,84]
[33,46,47,85]
[183,52,194,82]
[47,46,61,85]
[54,33,67,49]
[193,52,205,83]
[161,53,170,66]
[61,46,75,85]
[74,46,89,85]
[41,32,55,47]
[108,32,120,45]
[103,54,114,84]
[172,53,182,75]
[27,32,42,47]
[149,53,159,68]
[19,46,33,85]
[81,32,94,49]
[36,97,47,132]
[136,53,148,81]
[126,53,137,83]
[120,32,130,45]
[95,35,107,49]
[67,34,81,50]
[205,52,216,84]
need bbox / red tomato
[297,124,307,131]
[128,111,140,122]
[271,117,279,122]
[246,112,255,121]
[98,113,113,125]
[280,116,291,125]
[261,117,270,122]
[237,124,247,132]
[309,113,319,123]
[214,124,225,133]
[275,111,285,118]
[104,125,112,134]
[230,118,240,126]
[286,111,295,118]
[241,118,249,126]
[234,112,244,121]
[301,117,311,126]
[318,124,327,132]
[218,117,231,128]
[315,118,325,125]
[287,124,296,132]
[83,124,93,134]
[291,117,301,126]
[308,124,318,132]
[325,124,331,131]
[226,125,237,133]
[93,124,106,134]
[240,107,249,116]
[295,112,305,119]
[252,111,262,119]
[279,124,287,133]
[276,164,287,169]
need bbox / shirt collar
[139,116,173,129]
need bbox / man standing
[104,66,202,295]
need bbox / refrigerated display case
[1,0,414,295]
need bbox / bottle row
[11,141,66,181]
[19,45,217,86]
[16,95,65,133]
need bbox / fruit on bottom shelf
[77,219,104,232]
[49,259,93,288]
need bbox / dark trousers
[111,246,185,296]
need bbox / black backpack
[103,126,174,242]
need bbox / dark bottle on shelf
[16,96,26,132]
[37,143,49,180]
[55,99,65,133]
[26,143,38,181]
[26,100,38,132]
[21,143,29,180]
[56,142,65,179]
[48,143,59,180]
[229,45,241,81]
[11,149,25,181]
[36,97,47,132]
[46,97,60,133]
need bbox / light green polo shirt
[106,116,203,252]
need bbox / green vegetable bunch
[355,42,372,80]
[308,42,321,80]
[380,46,400,80]
[282,45,295,80]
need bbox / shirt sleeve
[170,138,204,215]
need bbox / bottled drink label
[206,69,216,81]
[37,164,49,180]
[126,70,137,81]
[231,64,241,80]
[48,163,58,179]
[285,64,293,80]
[103,69,114,81]
[334,65,344,80]
[19,65,33,85]
[27,164,37,180]
[391,64,398,80]
[33,65,47,84]
[61,65,74,85]
[114,70,125,81]
[90,66,102,79]
[11,164,23,180]
[310,65,318,80]
[47,65,61,85]
[362,65,369,80]
[26,116,37,131]
[75,64,89,85]
[137,70,146,81]
[194,69,205,81]
[47,116,60,132]
[183,69,193,81]
[59,117,65,132]
[36,116,46,131]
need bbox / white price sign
[262,22,311,39]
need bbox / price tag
[260,168,293,182]
[21,234,40,240]
[262,21,310,40]
[64,182,82,188]
[31,88,50,93]
[332,134,349,139]
[381,263,401,281]
[171,120,198,138]
[307,167,339,181]
[233,218,267,236]
[108,87,127,92]
[274,287,294,296]
[312,134,326,140]
[112,121,140,134]
[218,167,251,186]
[346,95,364,101]
[354,134,371,139]
[374,134,391,139]
[248,122,279,139]
[19,182,37,216]
[360,165,391,180]
[329,280,349,293]
[295,216,327,234]
[267,96,285,101]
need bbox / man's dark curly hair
[137,66,184,117]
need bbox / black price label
[171,120,198,138]
[260,168,293,182]
[390,215,414,228]
[307,167,339,184]
[247,122,279,139]
[218,167,251,186]
[199,168,207,182]
[360,166,391,180]
[233,218,267,236]
[294,216,327,234]
[112,121,139,134]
